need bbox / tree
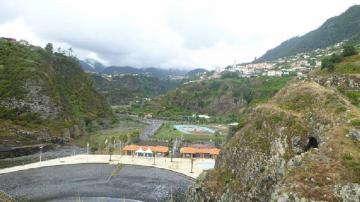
[321,53,343,71]
[321,57,335,71]
[342,44,358,57]
[45,43,53,54]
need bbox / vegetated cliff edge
[187,58,360,201]
[0,39,112,149]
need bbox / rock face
[1,81,61,120]
[186,80,360,201]
[0,39,111,147]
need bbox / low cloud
[0,0,358,69]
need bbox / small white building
[267,70,282,77]
[135,147,153,157]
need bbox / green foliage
[45,43,53,54]
[344,91,360,106]
[342,44,358,57]
[143,76,293,118]
[343,153,360,183]
[0,40,111,135]
[91,74,182,105]
[321,54,343,71]
[351,119,360,128]
[220,71,239,79]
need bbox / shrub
[342,44,358,57]
[321,54,343,71]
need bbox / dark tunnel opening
[305,137,318,151]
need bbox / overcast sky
[0,0,358,69]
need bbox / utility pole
[168,138,173,162]
[153,151,156,165]
[190,158,194,173]
[39,145,44,163]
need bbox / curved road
[0,164,193,202]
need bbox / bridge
[0,154,215,178]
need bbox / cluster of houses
[122,144,220,159]
[202,44,349,80]
[224,60,312,78]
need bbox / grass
[315,54,360,75]
[153,123,226,143]
[76,118,145,153]
[334,54,360,74]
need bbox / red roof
[180,147,220,155]
[122,144,168,153]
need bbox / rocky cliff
[0,39,111,148]
[187,72,360,201]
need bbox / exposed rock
[334,183,360,202]
[186,81,360,201]
[349,129,360,142]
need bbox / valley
[1,3,360,202]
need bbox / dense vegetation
[118,76,293,122]
[91,74,183,105]
[321,44,358,71]
[257,5,360,62]
[0,39,111,146]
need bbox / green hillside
[187,51,360,202]
[91,74,183,105]
[121,76,292,121]
[0,39,111,147]
[257,5,360,62]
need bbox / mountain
[100,66,141,75]
[161,77,292,115]
[186,53,360,201]
[257,5,360,62]
[0,39,111,148]
[121,76,293,120]
[100,66,188,78]
[91,74,183,105]
[79,59,105,73]
[185,68,208,77]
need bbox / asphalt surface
[0,164,193,202]
[138,119,164,141]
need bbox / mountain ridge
[256,5,360,62]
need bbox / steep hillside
[91,74,183,105]
[160,77,292,116]
[0,39,111,147]
[257,5,360,62]
[187,55,360,201]
[186,68,208,77]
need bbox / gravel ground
[0,164,193,202]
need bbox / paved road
[0,164,193,201]
[138,119,164,140]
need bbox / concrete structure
[122,144,168,157]
[0,154,215,179]
[180,146,220,159]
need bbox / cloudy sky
[0,0,358,69]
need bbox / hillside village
[196,41,360,80]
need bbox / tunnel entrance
[305,137,318,151]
